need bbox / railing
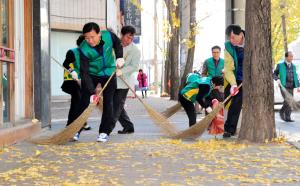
[0,46,15,63]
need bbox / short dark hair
[82,22,100,34]
[212,76,224,86]
[139,69,143,72]
[285,51,292,58]
[225,24,244,37]
[211,45,221,51]
[121,25,136,35]
[76,35,85,46]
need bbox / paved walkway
[0,96,299,185]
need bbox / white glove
[276,79,281,86]
[116,69,123,77]
[71,71,78,80]
[116,58,125,69]
[230,84,239,96]
[206,107,212,113]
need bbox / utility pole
[153,0,158,94]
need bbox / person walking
[274,51,300,122]
[137,69,148,98]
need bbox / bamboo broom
[119,76,178,137]
[161,103,182,118]
[174,84,242,139]
[278,82,300,110]
[31,72,116,145]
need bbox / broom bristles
[174,103,224,139]
[30,104,96,145]
[142,102,178,137]
[279,85,300,110]
[161,103,182,118]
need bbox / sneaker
[97,133,108,142]
[73,133,80,141]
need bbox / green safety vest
[278,62,299,88]
[63,48,81,81]
[79,30,116,77]
[206,57,224,77]
[225,41,238,76]
[180,74,212,103]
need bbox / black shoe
[286,119,295,122]
[118,128,134,134]
[279,111,286,121]
[83,124,92,131]
[223,132,231,138]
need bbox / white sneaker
[73,133,80,141]
[97,133,108,142]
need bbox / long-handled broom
[119,76,178,137]
[161,103,182,118]
[174,83,242,139]
[31,72,116,145]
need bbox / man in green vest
[223,24,245,138]
[274,51,300,122]
[73,22,123,142]
[201,45,224,78]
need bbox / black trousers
[179,94,197,127]
[76,75,117,135]
[67,88,81,126]
[224,80,243,135]
[280,87,293,120]
[112,89,134,130]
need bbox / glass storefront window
[0,0,8,47]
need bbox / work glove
[116,58,125,69]
[205,107,213,113]
[90,94,100,104]
[116,69,123,77]
[230,85,239,96]
[212,99,219,105]
[276,79,281,86]
[297,87,300,93]
[71,71,78,80]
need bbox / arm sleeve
[273,64,280,80]
[63,50,75,69]
[224,49,237,86]
[80,54,95,94]
[110,31,123,59]
[122,47,141,76]
[201,61,208,76]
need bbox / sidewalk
[0,96,299,185]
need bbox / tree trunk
[164,0,180,100]
[239,0,276,143]
[280,0,288,53]
[179,0,196,90]
[163,43,171,94]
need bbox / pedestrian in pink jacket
[137,69,148,98]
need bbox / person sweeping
[179,72,214,127]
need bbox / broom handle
[223,83,243,104]
[119,76,145,103]
[97,72,116,97]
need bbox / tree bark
[179,0,196,90]
[238,0,276,143]
[280,0,288,53]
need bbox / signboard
[122,0,142,35]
